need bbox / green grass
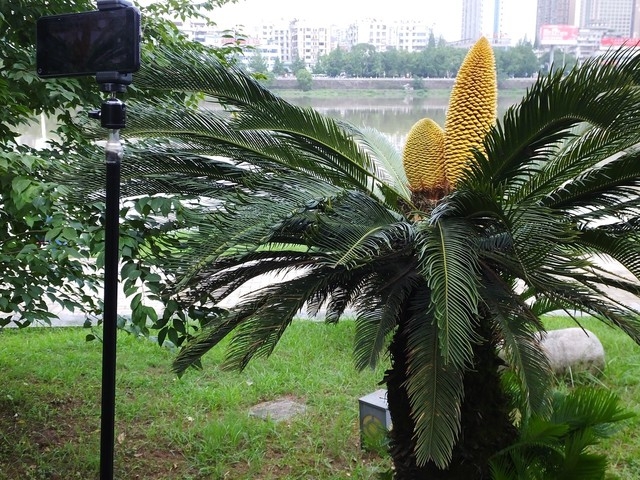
[1,317,640,479]
[0,321,390,479]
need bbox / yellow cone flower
[402,118,445,193]
[444,36,497,187]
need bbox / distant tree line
[313,40,544,79]
[245,38,580,83]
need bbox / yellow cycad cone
[444,36,497,187]
[403,118,446,193]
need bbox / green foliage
[271,57,287,76]
[290,56,306,74]
[495,40,540,78]
[247,52,269,75]
[315,41,540,78]
[490,388,634,480]
[0,147,101,326]
[411,76,426,91]
[295,68,313,91]
[0,0,239,327]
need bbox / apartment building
[289,20,332,67]
[460,0,526,46]
[581,0,636,36]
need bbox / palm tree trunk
[384,316,429,478]
[384,313,517,480]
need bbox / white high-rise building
[290,19,332,68]
[461,0,526,46]
[461,0,518,46]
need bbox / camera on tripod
[35,6,143,476]
[36,0,141,81]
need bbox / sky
[212,0,537,44]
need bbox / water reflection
[287,94,524,146]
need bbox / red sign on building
[539,25,579,46]
[600,37,640,48]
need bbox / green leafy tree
[0,0,238,326]
[271,57,287,76]
[428,31,437,48]
[295,68,313,91]
[247,52,269,75]
[347,43,382,77]
[315,42,541,80]
[496,40,540,77]
[66,44,640,479]
[380,48,401,78]
[290,55,306,74]
[315,46,347,77]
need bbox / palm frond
[482,282,553,416]
[550,388,634,433]
[543,150,640,215]
[417,218,481,367]
[575,225,640,279]
[353,272,421,370]
[130,49,408,209]
[346,125,412,202]
[467,48,640,196]
[404,299,464,469]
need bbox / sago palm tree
[68,40,640,478]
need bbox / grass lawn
[0,321,389,479]
[1,317,640,479]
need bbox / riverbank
[268,77,536,91]
[272,88,530,102]
[267,77,535,101]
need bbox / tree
[316,46,347,77]
[271,57,287,76]
[290,55,306,74]
[0,0,240,327]
[347,43,382,77]
[247,52,269,75]
[295,68,312,91]
[67,39,640,479]
[380,47,409,78]
[496,40,539,77]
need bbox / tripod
[89,71,131,480]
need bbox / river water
[18,92,525,148]
[285,93,524,146]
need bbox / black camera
[36,4,141,79]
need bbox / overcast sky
[213,0,537,43]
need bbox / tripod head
[89,96,126,130]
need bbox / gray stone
[249,397,307,422]
[538,328,605,375]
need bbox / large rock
[539,328,605,375]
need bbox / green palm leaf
[417,217,481,367]
[467,48,640,196]
[404,300,464,469]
